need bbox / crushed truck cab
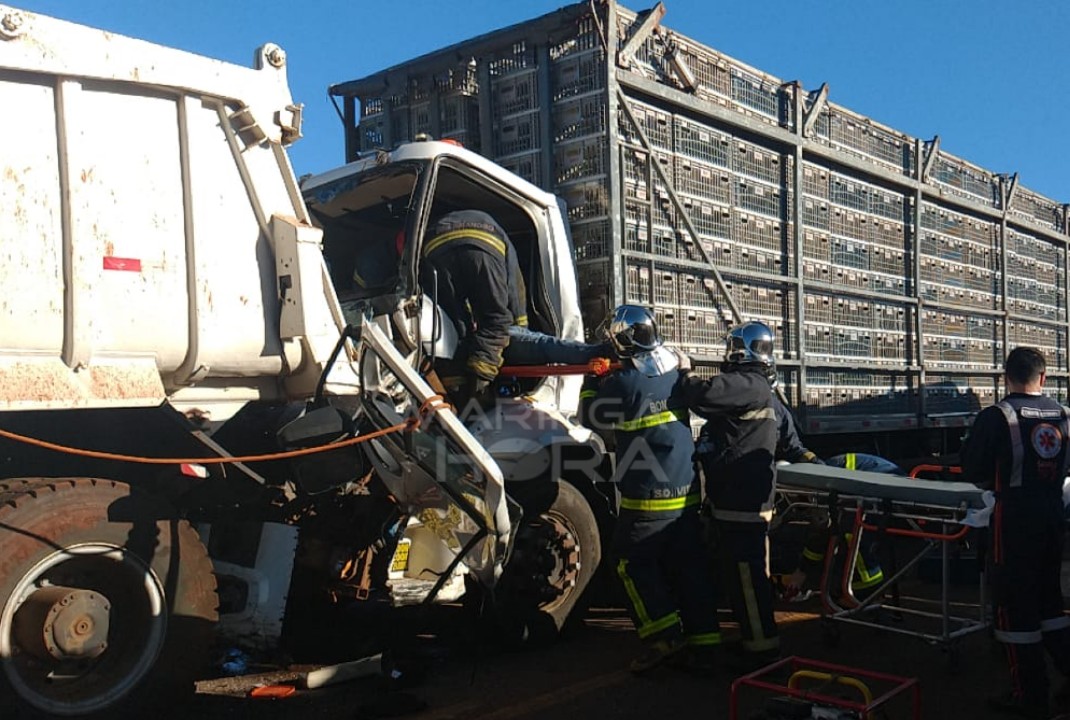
[0,6,606,718]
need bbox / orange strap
[497,357,620,378]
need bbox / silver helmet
[607,304,661,359]
[724,320,777,383]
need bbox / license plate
[390,538,411,575]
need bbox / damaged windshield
[305,162,425,302]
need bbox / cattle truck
[0,6,608,717]
[329,0,1070,467]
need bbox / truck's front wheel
[486,481,601,644]
[0,478,217,717]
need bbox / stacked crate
[338,0,1070,427]
[616,95,794,360]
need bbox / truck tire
[485,480,601,645]
[0,478,218,718]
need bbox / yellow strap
[423,228,506,257]
[579,390,598,399]
[846,452,856,470]
[687,632,722,646]
[615,408,686,432]
[619,493,700,512]
[514,314,528,326]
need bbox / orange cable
[0,413,427,466]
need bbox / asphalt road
[168,586,1019,720]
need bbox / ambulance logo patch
[1031,423,1063,459]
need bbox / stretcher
[774,463,990,653]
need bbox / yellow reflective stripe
[423,229,506,257]
[619,493,700,512]
[846,453,856,470]
[638,612,681,639]
[802,547,825,562]
[853,569,884,590]
[514,314,528,326]
[617,559,651,626]
[617,559,682,638]
[736,564,770,650]
[615,408,686,432]
[579,390,598,399]
[687,632,722,646]
[468,357,502,379]
[352,268,369,288]
[740,407,776,421]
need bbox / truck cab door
[351,315,517,590]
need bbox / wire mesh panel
[338,0,1068,436]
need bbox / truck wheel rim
[532,510,581,613]
[0,543,168,716]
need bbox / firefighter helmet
[724,320,777,383]
[607,305,661,359]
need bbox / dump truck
[0,6,609,717]
[329,0,1070,466]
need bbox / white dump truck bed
[0,5,339,412]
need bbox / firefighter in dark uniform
[421,209,610,407]
[591,306,774,673]
[420,209,527,407]
[696,320,780,666]
[961,346,1070,719]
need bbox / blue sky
[16,1,1068,203]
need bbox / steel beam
[802,83,829,138]
[920,135,939,183]
[616,2,666,68]
[617,87,743,323]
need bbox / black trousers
[993,506,1070,707]
[613,509,721,646]
[715,519,779,653]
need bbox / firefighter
[421,209,606,406]
[420,209,525,407]
[589,305,772,674]
[961,346,1070,719]
[770,455,892,604]
[696,320,780,668]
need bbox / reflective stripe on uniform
[616,559,680,639]
[615,408,686,432]
[994,628,1043,644]
[514,314,528,327]
[1042,616,1070,632]
[468,356,503,379]
[853,566,884,590]
[423,228,507,257]
[845,453,856,470]
[996,402,1023,488]
[619,493,700,512]
[802,547,825,562]
[738,561,778,653]
[740,407,776,421]
[687,632,722,646]
[579,390,598,399]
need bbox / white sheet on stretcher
[775,464,991,528]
